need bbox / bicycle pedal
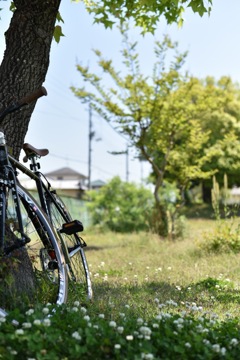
[19,232,31,245]
[60,220,84,235]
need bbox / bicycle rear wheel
[0,184,68,314]
[46,191,93,303]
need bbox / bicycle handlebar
[0,86,47,121]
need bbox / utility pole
[126,145,129,182]
[88,104,93,190]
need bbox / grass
[84,219,240,320]
[1,217,240,359]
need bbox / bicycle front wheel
[0,184,68,314]
[46,191,93,303]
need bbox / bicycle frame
[9,154,85,242]
[0,134,29,253]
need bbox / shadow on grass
[90,277,240,319]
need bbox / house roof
[91,179,106,187]
[45,167,88,180]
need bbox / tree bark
[0,0,61,307]
[0,0,61,158]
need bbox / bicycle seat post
[29,155,41,173]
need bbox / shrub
[87,176,154,233]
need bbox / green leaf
[53,25,64,43]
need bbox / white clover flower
[158,304,166,309]
[81,307,87,314]
[203,339,210,345]
[126,335,134,341]
[93,325,99,330]
[114,344,121,350]
[109,321,117,328]
[0,317,6,323]
[33,319,41,326]
[125,304,130,309]
[152,323,159,329]
[99,314,105,319]
[84,315,90,322]
[10,350,18,355]
[139,326,152,338]
[154,298,159,304]
[221,347,226,356]
[72,331,81,341]
[230,338,238,347]
[119,312,125,318]
[212,344,220,353]
[25,309,34,316]
[141,353,154,360]
[117,326,124,334]
[72,307,78,312]
[15,329,24,335]
[43,318,51,327]
[137,318,144,325]
[42,307,49,315]
[22,322,32,329]
[74,301,80,307]
[185,342,191,348]
[155,314,162,321]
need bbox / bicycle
[16,143,93,303]
[0,87,92,317]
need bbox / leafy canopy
[76,0,212,33]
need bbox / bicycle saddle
[22,143,49,162]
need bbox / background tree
[0,0,211,160]
[88,176,153,232]
[71,27,240,236]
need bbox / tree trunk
[0,0,61,158]
[0,0,61,306]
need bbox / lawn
[1,217,240,359]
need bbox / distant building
[21,167,88,199]
[90,179,106,190]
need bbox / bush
[87,177,154,233]
[200,220,240,254]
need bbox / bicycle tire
[46,191,93,303]
[0,184,68,315]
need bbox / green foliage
[78,0,212,34]
[87,176,154,232]
[71,26,240,235]
[201,221,240,254]
[200,176,240,254]
[1,302,239,359]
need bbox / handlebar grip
[18,86,47,106]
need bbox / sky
[1,1,240,185]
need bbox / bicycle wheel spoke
[0,185,68,313]
[48,193,92,302]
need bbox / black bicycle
[0,87,92,317]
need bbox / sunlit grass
[84,219,240,319]
[2,218,240,359]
